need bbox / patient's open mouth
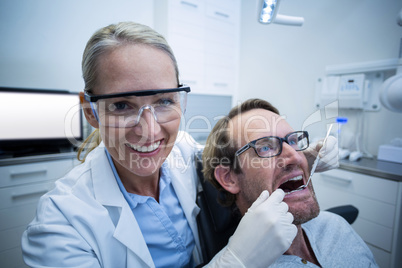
[278,175,304,193]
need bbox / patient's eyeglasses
[84,85,190,128]
[235,131,309,158]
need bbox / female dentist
[21,21,336,268]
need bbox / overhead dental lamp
[258,0,304,26]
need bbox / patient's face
[230,109,319,225]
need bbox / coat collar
[90,144,122,207]
[89,141,202,266]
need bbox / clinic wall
[2,0,401,156]
[238,0,402,156]
[0,0,154,93]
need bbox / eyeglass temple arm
[84,92,92,102]
[89,102,99,122]
[298,131,309,142]
[236,144,251,156]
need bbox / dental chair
[194,152,359,264]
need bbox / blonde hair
[77,129,102,162]
[77,21,179,162]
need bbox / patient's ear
[79,92,99,128]
[214,165,240,194]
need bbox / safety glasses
[84,85,190,128]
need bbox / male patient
[202,98,378,267]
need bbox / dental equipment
[285,124,333,195]
[258,0,304,26]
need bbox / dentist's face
[230,109,319,225]
[93,44,180,179]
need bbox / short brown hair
[202,98,279,206]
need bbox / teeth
[285,187,305,195]
[286,175,303,182]
[282,175,305,195]
[127,141,160,153]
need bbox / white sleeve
[21,197,101,268]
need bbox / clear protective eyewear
[235,131,309,158]
[84,85,190,128]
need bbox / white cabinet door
[0,181,56,210]
[0,159,73,187]
[0,158,75,268]
[166,0,240,96]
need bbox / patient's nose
[280,142,303,166]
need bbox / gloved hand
[304,135,339,173]
[207,189,296,267]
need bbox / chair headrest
[195,151,238,232]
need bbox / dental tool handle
[298,124,333,191]
[286,145,322,194]
[301,155,320,189]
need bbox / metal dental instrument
[285,124,334,195]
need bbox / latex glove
[304,135,339,173]
[207,189,296,267]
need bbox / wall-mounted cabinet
[156,0,240,97]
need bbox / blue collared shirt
[105,149,195,267]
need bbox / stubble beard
[289,187,320,225]
[238,172,321,226]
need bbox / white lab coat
[21,131,203,267]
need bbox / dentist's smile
[126,140,162,153]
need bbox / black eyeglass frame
[235,131,309,158]
[84,85,191,102]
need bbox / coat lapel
[90,146,155,267]
[113,203,155,268]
